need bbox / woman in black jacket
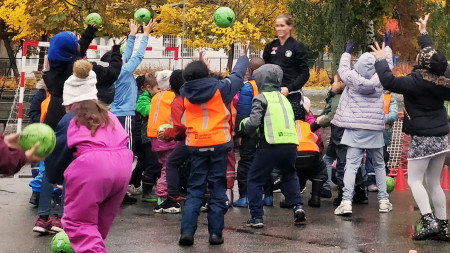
[372,14,450,241]
[263,14,309,120]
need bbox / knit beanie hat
[354,53,376,80]
[418,47,448,76]
[156,70,173,91]
[62,60,98,106]
[48,31,78,69]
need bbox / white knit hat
[156,70,173,91]
[62,70,98,106]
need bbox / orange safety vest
[40,92,51,122]
[248,79,258,97]
[147,90,176,138]
[295,120,319,152]
[383,94,392,115]
[182,89,231,147]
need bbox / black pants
[129,139,162,187]
[295,152,328,189]
[236,136,258,198]
[166,142,191,198]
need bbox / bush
[304,69,331,88]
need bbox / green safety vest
[262,91,299,145]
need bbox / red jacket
[163,95,186,141]
[0,134,27,175]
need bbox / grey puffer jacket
[331,47,393,131]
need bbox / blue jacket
[45,111,75,184]
[180,55,249,151]
[29,89,47,123]
[111,35,148,116]
[236,77,256,124]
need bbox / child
[136,73,162,202]
[365,90,398,192]
[233,57,265,207]
[178,45,249,246]
[333,36,393,216]
[157,69,187,213]
[110,20,156,150]
[45,60,133,252]
[239,64,305,229]
[147,70,179,212]
[311,74,346,199]
[0,133,41,174]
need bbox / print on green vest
[262,91,299,145]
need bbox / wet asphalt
[1,167,449,253]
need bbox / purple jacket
[331,47,393,131]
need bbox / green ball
[51,231,74,253]
[213,7,235,28]
[19,123,56,158]
[158,124,172,134]
[386,176,395,193]
[85,13,102,27]
[120,43,126,55]
[134,8,151,24]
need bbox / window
[163,35,177,57]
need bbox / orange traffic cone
[441,165,450,191]
[395,164,408,191]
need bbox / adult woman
[372,14,450,241]
[263,14,309,120]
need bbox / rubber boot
[308,180,324,208]
[333,188,343,206]
[412,213,440,241]
[353,185,368,204]
[142,182,157,202]
[431,219,450,241]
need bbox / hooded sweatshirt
[180,55,249,151]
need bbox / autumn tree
[154,0,288,70]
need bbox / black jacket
[375,34,450,137]
[29,89,47,123]
[263,37,310,92]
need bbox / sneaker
[263,195,273,206]
[209,234,224,245]
[127,185,142,195]
[29,191,40,206]
[122,194,137,205]
[153,198,181,214]
[246,217,264,228]
[368,184,378,192]
[50,217,64,232]
[334,200,352,216]
[293,206,306,224]
[179,234,194,246]
[233,197,249,208]
[33,218,53,234]
[379,199,392,213]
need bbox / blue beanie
[354,53,376,80]
[48,31,78,69]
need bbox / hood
[180,77,219,104]
[253,64,283,92]
[354,53,376,80]
[48,31,78,69]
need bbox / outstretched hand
[198,49,211,70]
[345,39,354,54]
[370,42,386,60]
[416,13,430,33]
[129,20,140,36]
[241,42,250,57]
[142,19,157,36]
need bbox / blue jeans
[322,154,335,191]
[247,145,302,219]
[38,170,65,218]
[365,145,390,185]
[180,151,228,236]
[343,147,388,201]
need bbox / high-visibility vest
[147,90,176,138]
[262,91,298,145]
[295,120,319,152]
[248,79,258,97]
[383,94,392,115]
[183,89,231,147]
[40,91,51,122]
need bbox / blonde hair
[73,60,93,79]
[276,14,294,26]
